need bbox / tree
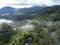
[0,23,13,43]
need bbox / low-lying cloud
[0,19,13,24]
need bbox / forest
[0,5,60,45]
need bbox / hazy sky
[0,0,60,8]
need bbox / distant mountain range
[0,6,15,14]
[0,5,60,21]
[0,6,45,14]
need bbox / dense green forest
[0,5,60,45]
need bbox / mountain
[37,5,60,14]
[1,5,60,21]
[0,6,45,21]
[0,6,16,14]
[34,5,60,21]
[0,6,45,14]
[18,6,45,14]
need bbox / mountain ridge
[0,6,45,14]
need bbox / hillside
[0,5,60,45]
[34,5,60,21]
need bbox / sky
[0,0,60,8]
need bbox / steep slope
[34,5,60,21]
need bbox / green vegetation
[0,5,60,45]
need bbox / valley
[0,5,60,45]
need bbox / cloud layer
[0,0,60,8]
